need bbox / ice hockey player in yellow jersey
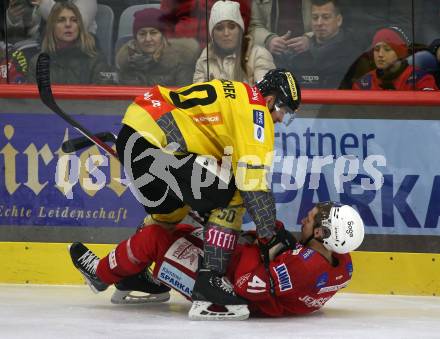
[115,69,301,320]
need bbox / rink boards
[0,241,439,296]
[1,99,440,297]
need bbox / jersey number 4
[247,275,266,294]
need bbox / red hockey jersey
[152,225,353,317]
[229,243,353,317]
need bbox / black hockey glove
[259,221,297,263]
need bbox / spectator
[6,0,97,42]
[116,8,199,86]
[429,39,440,63]
[27,2,114,84]
[193,0,274,84]
[161,0,251,47]
[428,39,440,86]
[6,0,39,42]
[353,27,438,90]
[0,42,27,83]
[278,0,361,88]
[38,0,97,35]
[249,0,312,56]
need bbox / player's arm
[240,191,296,263]
[240,190,276,239]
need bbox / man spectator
[278,0,362,88]
[249,0,312,56]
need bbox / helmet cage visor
[313,201,342,241]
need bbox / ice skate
[189,269,249,321]
[112,268,171,304]
[68,242,108,293]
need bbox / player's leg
[116,124,236,217]
[189,191,250,320]
[69,224,173,294]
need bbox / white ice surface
[0,284,439,339]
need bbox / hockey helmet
[256,69,301,124]
[313,202,365,254]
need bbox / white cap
[322,205,365,254]
[209,0,244,37]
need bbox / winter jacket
[27,46,114,85]
[279,30,362,89]
[116,38,200,87]
[249,0,312,48]
[353,64,438,90]
[193,37,275,84]
[161,0,251,46]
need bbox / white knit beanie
[208,1,244,37]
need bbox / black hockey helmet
[256,68,301,113]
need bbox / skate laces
[78,250,99,275]
[212,275,235,295]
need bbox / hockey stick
[62,132,116,153]
[36,53,118,158]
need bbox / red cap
[133,8,168,37]
[372,28,408,59]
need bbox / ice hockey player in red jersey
[69,201,364,319]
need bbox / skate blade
[111,289,170,304]
[188,301,250,321]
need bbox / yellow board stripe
[0,242,115,284]
[1,242,439,296]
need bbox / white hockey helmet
[315,202,365,254]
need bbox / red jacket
[353,65,438,90]
[152,224,353,317]
[161,0,251,46]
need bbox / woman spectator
[27,2,113,84]
[353,27,438,90]
[193,0,275,84]
[116,8,199,86]
[6,0,97,41]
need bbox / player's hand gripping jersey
[149,224,353,317]
[122,80,274,191]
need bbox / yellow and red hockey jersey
[122,79,275,191]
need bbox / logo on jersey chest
[273,263,292,291]
[315,272,329,289]
[253,109,265,142]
